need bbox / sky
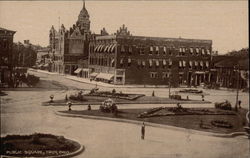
[0,0,248,54]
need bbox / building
[210,49,249,90]
[0,27,16,85]
[89,24,213,86]
[49,1,90,75]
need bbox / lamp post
[169,72,171,98]
[235,65,240,112]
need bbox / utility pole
[169,71,171,98]
[235,65,240,111]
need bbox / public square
[1,70,249,158]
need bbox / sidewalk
[29,68,189,88]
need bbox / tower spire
[83,0,85,8]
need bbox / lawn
[61,107,247,134]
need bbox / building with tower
[49,1,90,75]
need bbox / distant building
[49,1,90,75]
[89,24,213,86]
[211,50,249,89]
[0,27,16,85]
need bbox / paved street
[1,71,249,158]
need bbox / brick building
[0,27,16,85]
[49,2,90,75]
[89,25,213,86]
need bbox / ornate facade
[49,2,90,75]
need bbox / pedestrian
[88,104,91,111]
[68,101,72,111]
[238,100,242,109]
[201,95,204,101]
[187,95,189,100]
[152,91,155,97]
[141,122,145,140]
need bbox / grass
[0,133,81,157]
[61,108,247,134]
[46,95,210,106]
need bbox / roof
[214,56,249,70]
[0,27,16,33]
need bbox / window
[142,60,146,68]
[206,61,209,68]
[201,49,205,55]
[207,49,210,55]
[139,46,144,55]
[121,45,125,53]
[179,61,182,68]
[196,48,199,55]
[155,46,159,55]
[149,46,153,55]
[190,47,194,55]
[128,58,131,67]
[182,60,186,67]
[169,59,172,68]
[137,60,141,67]
[120,58,123,67]
[163,46,167,55]
[129,46,132,54]
[162,59,167,68]
[155,60,159,67]
[200,61,204,69]
[150,72,158,78]
[189,61,192,69]
[149,59,153,68]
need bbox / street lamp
[234,65,240,112]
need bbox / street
[1,70,249,158]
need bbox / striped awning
[96,73,114,80]
[110,44,116,53]
[90,72,99,77]
[74,68,82,74]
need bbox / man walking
[141,122,145,140]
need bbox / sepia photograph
[0,0,249,158]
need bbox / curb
[55,111,248,138]
[42,100,211,106]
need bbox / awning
[128,58,131,63]
[82,68,89,72]
[179,61,182,67]
[183,61,186,67]
[169,59,172,65]
[142,61,146,66]
[110,44,116,53]
[163,59,167,66]
[94,45,100,52]
[149,59,152,66]
[189,61,193,66]
[90,72,99,77]
[156,60,159,66]
[43,63,49,67]
[107,44,113,52]
[104,45,110,52]
[74,68,82,74]
[195,71,205,74]
[96,73,114,80]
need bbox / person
[186,95,189,100]
[141,122,145,140]
[238,100,242,109]
[201,95,204,101]
[68,101,72,111]
[88,104,91,111]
